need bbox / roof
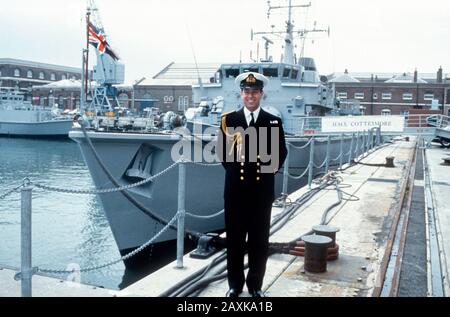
[138,62,221,86]
[328,71,447,83]
[385,73,427,84]
[35,79,132,90]
[0,58,81,74]
[329,73,360,83]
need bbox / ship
[70,0,358,259]
[0,88,73,137]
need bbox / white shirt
[243,106,261,127]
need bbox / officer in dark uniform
[217,72,288,297]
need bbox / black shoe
[249,289,265,298]
[226,288,242,298]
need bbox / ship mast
[252,1,328,65]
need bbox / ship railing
[283,114,448,136]
[281,128,381,205]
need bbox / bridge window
[242,66,259,74]
[291,69,299,79]
[282,67,291,78]
[225,68,240,78]
[263,67,278,77]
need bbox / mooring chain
[37,211,180,275]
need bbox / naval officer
[217,72,288,297]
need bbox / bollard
[177,159,186,269]
[21,185,33,297]
[325,135,331,173]
[302,235,333,273]
[308,138,315,188]
[386,156,395,168]
[282,143,291,210]
[442,157,450,166]
[312,225,340,246]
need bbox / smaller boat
[0,89,74,137]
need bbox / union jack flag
[88,22,119,61]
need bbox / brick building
[32,79,133,110]
[329,68,450,116]
[0,58,81,101]
[134,62,220,113]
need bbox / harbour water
[0,138,127,290]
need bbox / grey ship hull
[70,129,354,253]
[0,120,73,137]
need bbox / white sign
[321,116,405,133]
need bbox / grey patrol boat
[0,89,73,137]
[70,0,355,257]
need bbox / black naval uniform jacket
[218,107,288,204]
[218,107,288,291]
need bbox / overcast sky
[1,0,449,83]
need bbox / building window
[61,74,67,80]
[382,93,392,100]
[164,96,174,104]
[58,96,64,107]
[337,92,347,99]
[373,93,378,100]
[39,72,45,80]
[403,93,413,101]
[354,93,365,100]
[178,96,184,111]
[381,109,391,116]
[27,70,33,78]
[424,93,434,100]
[118,93,129,108]
[51,73,56,81]
[14,69,21,77]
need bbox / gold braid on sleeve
[221,114,242,158]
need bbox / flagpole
[85,9,91,102]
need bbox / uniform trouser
[225,197,273,292]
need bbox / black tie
[249,113,255,127]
